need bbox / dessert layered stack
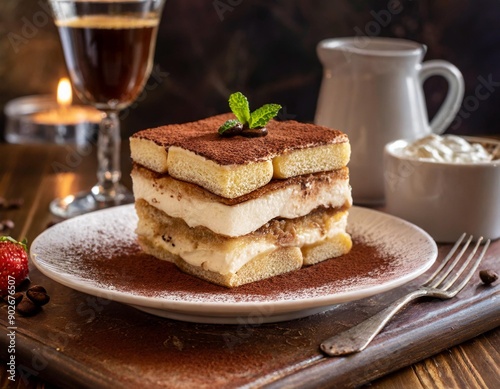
[130,113,352,287]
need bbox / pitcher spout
[316,38,356,67]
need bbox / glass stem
[93,110,122,202]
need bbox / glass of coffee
[48,0,165,218]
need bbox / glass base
[50,183,134,219]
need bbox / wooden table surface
[0,142,498,389]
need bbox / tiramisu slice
[130,93,352,287]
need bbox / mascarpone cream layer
[132,170,352,237]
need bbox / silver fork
[321,233,490,356]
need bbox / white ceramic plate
[31,205,437,324]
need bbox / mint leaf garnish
[221,92,281,137]
[218,119,241,135]
[249,104,282,129]
[228,92,250,125]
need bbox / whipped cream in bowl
[401,134,497,163]
[384,135,500,242]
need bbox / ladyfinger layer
[130,113,350,198]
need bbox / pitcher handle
[419,60,465,134]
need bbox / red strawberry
[0,236,29,295]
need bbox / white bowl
[383,136,500,242]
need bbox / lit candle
[58,77,72,110]
[4,79,102,145]
[32,78,102,125]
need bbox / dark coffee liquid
[57,16,158,110]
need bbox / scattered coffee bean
[0,219,14,231]
[2,282,50,317]
[13,292,24,305]
[26,285,50,306]
[479,269,498,285]
[3,292,24,305]
[27,285,47,294]
[6,198,24,209]
[16,278,31,291]
[16,298,40,316]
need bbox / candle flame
[57,78,72,107]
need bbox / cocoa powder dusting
[75,237,393,302]
[132,113,347,165]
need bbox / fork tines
[424,233,491,294]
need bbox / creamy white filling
[132,173,351,237]
[148,212,348,274]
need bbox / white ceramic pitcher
[315,37,464,204]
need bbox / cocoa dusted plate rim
[30,205,437,324]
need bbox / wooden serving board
[0,238,498,388]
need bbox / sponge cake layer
[130,113,350,198]
[167,146,274,199]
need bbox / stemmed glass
[48,0,165,218]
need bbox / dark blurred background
[1,0,499,141]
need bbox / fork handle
[320,289,429,356]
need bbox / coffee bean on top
[241,127,268,137]
[219,122,243,137]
